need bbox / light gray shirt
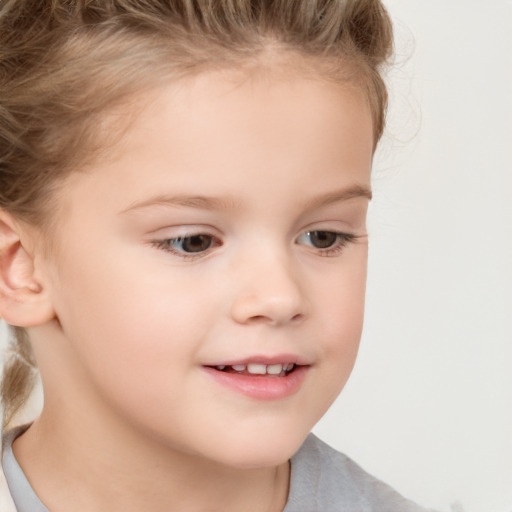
[2,427,434,512]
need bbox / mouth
[206,363,298,378]
[202,359,308,400]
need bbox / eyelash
[297,231,357,257]
[151,234,222,260]
[150,230,357,260]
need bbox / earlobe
[0,211,55,327]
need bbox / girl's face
[39,69,373,468]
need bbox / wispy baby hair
[0,0,393,429]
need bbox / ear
[0,211,55,327]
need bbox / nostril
[246,312,305,325]
[247,315,267,324]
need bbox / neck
[13,408,290,512]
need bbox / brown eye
[152,232,222,257]
[296,230,356,255]
[176,235,214,253]
[306,231,338,248]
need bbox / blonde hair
[0,0,393,429]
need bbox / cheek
[312,254,367,397]
[51,245,216,391]
[319,251,367,344]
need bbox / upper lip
[203,354,312,367]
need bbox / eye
[172,234,214,253]
[303,231,337,248]
[151,233,220,256]
[296,230,356,255]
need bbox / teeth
[214,363,297,374]
[247,364,267,375]
[267,364,283,375]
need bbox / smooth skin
[1,66,374,512]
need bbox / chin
[205,424,311,470]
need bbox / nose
[229,251,307,326]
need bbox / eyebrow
[120,194,239,214]
[120,184,372,214]
[301,185,372,211]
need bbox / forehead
[112,67,372,169]
[53,67,373,230]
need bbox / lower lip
[202,366,309,401]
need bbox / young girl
[0,1,437,511]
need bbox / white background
[313,1,512,512]
[1,1,511,512]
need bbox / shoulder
[1,404,17,512]
[0,460,17,512]
[1,425,33,512]
[285,433,437,512]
